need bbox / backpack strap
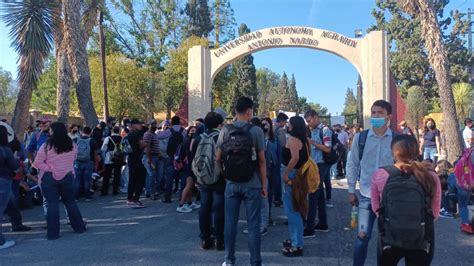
[358,130,369,161]
[381,165,402,178]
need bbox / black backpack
[221,124,256,182]
[378,165,434,252]
[166,128,184,158]
[319,126,342,165]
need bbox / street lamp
[354,29,363,38]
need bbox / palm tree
[1,0,100,133]
[1,0,61,135]
[397,0,464,162]
[452,82,474,121]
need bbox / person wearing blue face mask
[346,100,397,266]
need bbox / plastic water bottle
[351,206,358,229]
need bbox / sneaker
[242,228,249,234]
[201,239,214,250]
[222,262,234,266]
[282,246,303,257]
[126,200,134,206]
[303,229,315,238]
[261,228,268,236]
[461,223,474,234]
[189,202,201,209]
[439,210,454,218]
[132,201,145,208]
[176,205,192,213]
[326,199,334,208]
[215,240,225,251]
[314,224,329,232]
[0,240,15,250]
[12,224,31,232]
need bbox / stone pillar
[188,45,212,122]
[361,31,390,127]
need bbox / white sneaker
[176,205,192,213]
[0,240,15,250]
[189,202,201,209]
[326,199,334,208]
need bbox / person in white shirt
[334,124,349,178]
[462,118,473,149]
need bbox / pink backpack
[454,147,474,190]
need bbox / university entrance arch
[187,26,391,125]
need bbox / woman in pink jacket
[371,134,441,266]
[33,122,86,240]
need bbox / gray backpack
[192,131,220,185]
[76,138,91,162]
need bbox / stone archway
[187,26,390,125]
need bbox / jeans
[164,158,185,201]
[121,164,129,191]
[224,183,262,265]
[423,147,437,162]
[306,163,329,232]
[5,179,22,229]
[0,178,12,245]
[127,161,146,202]
[102,163,122,195]
[261,179,269,230]
[74,160,94,198]
[273,146,282,202]
[281,166,303,248]
[142,155,160,196]
[457,182,472,224]
[40,172,85,239]
[353,194,377,266]
[199,184,225,242]
[337,148,347,176]
[324,163,333,200]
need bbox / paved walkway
[1,184,473,265]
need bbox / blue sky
[0,0,471,114]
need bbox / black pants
[336,149,347,177]
[127,162,146,201]
[102,163,122,195]
[377,237,434,266]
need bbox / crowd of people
[0,96,473,266]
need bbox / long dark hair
[289,116,308,148]
[0,125,8,146]
[47,122,73,154]
[424,118,437,133]
[391,135,436,198]
[262,117,274,141]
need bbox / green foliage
[89,53,158,121]
[227,24,257,111]
[256,68,280,116]
[405,85,428,132]
[369,0,472,109]
[184,0,213,38]
[452,83,474,121]
[288,74,299,112]
[163,36,209,118]
[210,0,236,44]
[0,67,15,114]
[342,88,358,115]
[32,59,57,113]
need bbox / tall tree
[1,0,61,135]
[63,0,98,126]
[256,68,280,115]
[228,24,257,111]
[398,0,463,162]
[288,74,299,112]
[210,0,236,45]
[370,1,472,106]
[405,85,428,139]
[0,67,14,114]
[342,88,358,115]
[184,0,213,38]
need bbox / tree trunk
[63,0,98,127]
[11,57,34,136]
[55,23,72,125]
[416,0,464,162]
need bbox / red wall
[389,71,406,132]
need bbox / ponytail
[398,161,436,198]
